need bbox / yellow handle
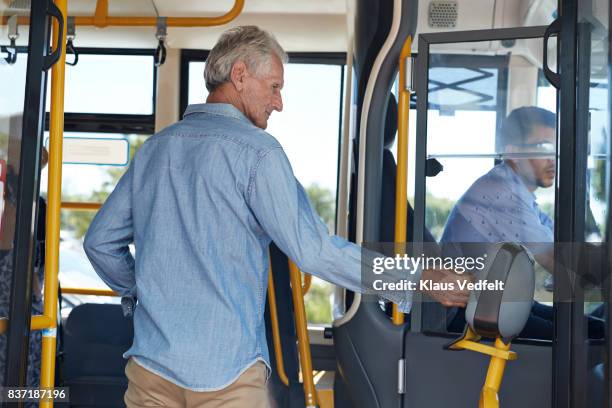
[392,35,413,325]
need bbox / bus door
[0,0,63,392]
[407,26,557,407]
[553,1,610,407]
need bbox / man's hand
[419,268,474,308]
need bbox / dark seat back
[60,303,133,407]
[264,244,306,407]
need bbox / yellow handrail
[392,36,413,325]
[0,287,117,335]
[1,0,244,28]
[39,1,67,405]
[60,201,102,211]
[302,273,312,295]
[267,264,290,386]
[480,338,512,408]
[61,287,117,296]
[448,327,516,408]
[288,260,318,407]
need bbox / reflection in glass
[425,43,559,342]
[578,1,609,406]
[0,4,30,389]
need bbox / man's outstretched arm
[247,148,470,311]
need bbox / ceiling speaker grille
[428,1,458,29]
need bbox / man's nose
[272,93,283,112]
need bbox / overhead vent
[7,0,31,11]
[428,1,458,29]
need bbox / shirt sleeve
[247,148,414,311]
[83,164,136,297]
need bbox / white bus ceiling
[1,0,564,53]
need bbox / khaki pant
[124,358,272,407]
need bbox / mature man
[84,26,469,407]
[441,106,602,339]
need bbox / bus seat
[464,242,534,340]
[59,303,133,407]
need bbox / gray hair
[204,26,288,92]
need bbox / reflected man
[441,106,558,339]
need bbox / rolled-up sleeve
[247,148,413,311]
[83,164,136,297]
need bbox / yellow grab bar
[302,273,312,295]
[61,287,117,296]
[39,2,68,405]
[0,287,119,335]
[267,264,290,386]
[2,0,244,28]
[392,36,413,325]
[0,316,54,335]
[288,260,318,407]
[61,201,102,211]
[479,338,512,408]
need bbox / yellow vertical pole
[40,0,67,405]
[267,264,290,386]
[288,260,318,407]
[392,36,413,325]
[479,337,511,408]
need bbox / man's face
[239,54,284,129]
[510,125,556,189]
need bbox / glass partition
[0,1,51,388]
[577,1,609,406]
[415,34,559,339]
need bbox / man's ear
[230,61,248,92]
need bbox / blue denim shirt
[83,103,411,391]
[441,162,554,250]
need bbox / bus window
[186,58,345,325]
[268,63,343,325]
[45,53,155,115]
[40,51,155,312]
[424,51,511,239]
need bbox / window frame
[43,47,157,135]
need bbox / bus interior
[0,0,611,407]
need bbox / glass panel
[0,3,31,387]
[578,1,609,406]
[428,65,499,110]
[188,61,207,104]
[426,40,558,341]
[45,54,155,115]
[187,61,343,324]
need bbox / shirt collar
[183,103,252,125]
